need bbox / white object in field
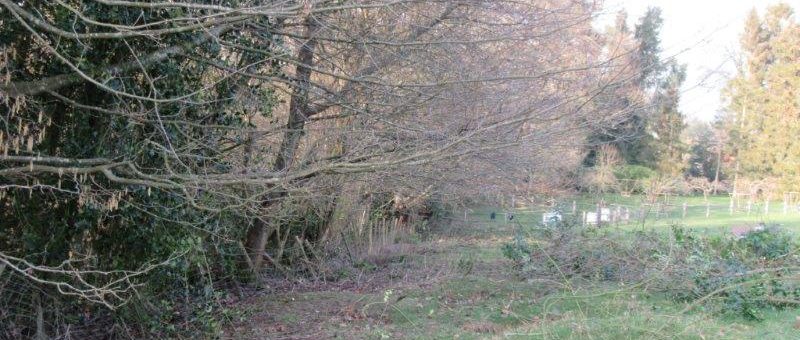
[542,212,562,224]
[585,209,611,225]
[600,208,611,221]
[585,212,597,224]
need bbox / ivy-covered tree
[0,1,283,336]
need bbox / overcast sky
[597,0,800,122]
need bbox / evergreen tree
[634,7,666,89]
[723,4,800,191]
[584,9,647,166]
[585,7,688,177]
[651,61,688,176]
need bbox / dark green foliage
[739,227,794,260]
[585,6,687,174]
[0,2,279,336]
[501,233,532,264]
[685,123,725,181]
[670,226,798,320]
[634,7,666,88]
[613,165,655,181]
[613,164,655,193]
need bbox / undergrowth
[503,218,800,320]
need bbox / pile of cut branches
[503,220,800,320]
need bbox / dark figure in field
[490,212,496,220]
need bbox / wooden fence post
[682,202,687,219]
[705,202,710,218]
[729,196,734,215]
[655,203,661,220]
[784,194,789,215]
[640,204,646,223]
[572,200,577,214]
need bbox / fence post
[572,200,577,214]
[784,194,789,215]
[728,195,733,215]
[640,204,646,223]
[747,199,752,215]
[705,201,710,218]
[582,211,587,227]
[729,196,734,215]
[764,200,769,215]
[655,203,661,220]
[682,202,687,219]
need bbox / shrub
[614,165,656,181]
[613,165,655,194]
[739,227,794,260]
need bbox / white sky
[598,0,800,122]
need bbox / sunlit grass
[474,194,800,235]
[242,198,800,339]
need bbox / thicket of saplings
[503,215,800,320]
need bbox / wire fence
[459,196,800,229]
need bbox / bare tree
[0,3,644,332]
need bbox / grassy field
[499,194,800,235]
[227,200,800,339]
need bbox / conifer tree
[723,4,800,191]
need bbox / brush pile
[503,219,800,320]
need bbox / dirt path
[223,220,521,339]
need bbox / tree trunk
[244,15,319,272]
[713,143,721,194]
[242,6,455,273]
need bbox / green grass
[478,194,800,235]
[585,194,798,230]
[355,244,800,339]
[232,198,800,339]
